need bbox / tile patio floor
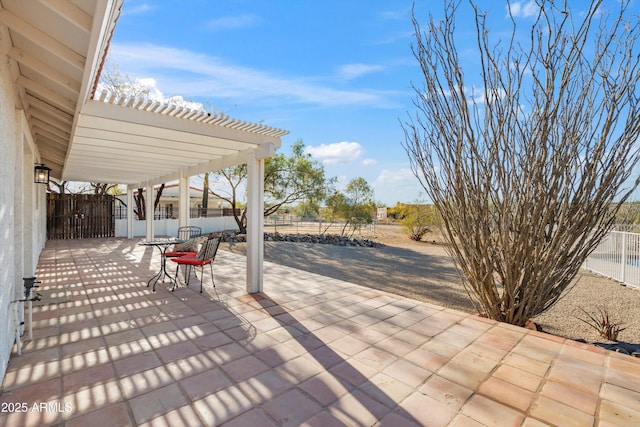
[1,238,640,426]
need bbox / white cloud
[438,85,505,105]
[304,141,364,164]
[508,1,539,18]
[134,77,163,98]
[109,43,389,107]
[206,15,260,31]
[362,158,377,166]
[379,9,409,20]
[374,168,416,186]
[471,86,507,105]
[122,3,155,16]
[338,63,384,80]
[373,168,425,204]
[96,77,205,111]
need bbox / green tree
[403,0,640,326]
[209,139,327,233]
[264,140,327,217]
[324,177,376,236]
[396,202,440,241]
[323,191,350,233]
[292,200,321,218]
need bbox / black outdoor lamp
[34,163,51,184]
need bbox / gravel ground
[221,224,640,344]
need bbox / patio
[1,238,639,426]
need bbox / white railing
[584,230,640,289]
[115,217,239,238]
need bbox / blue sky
[106,0,639,205]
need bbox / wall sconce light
[34,163,51,184]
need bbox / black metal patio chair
[165,226,203,259]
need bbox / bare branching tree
[133,184,165,221]
[88,183,121,195]
[403,0,640,326]
[99,59,150,99]
[47,179,69,194]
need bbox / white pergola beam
[73,127,236,157]
[17,76,76,114]
[32,127,68,148]
[39,0,92,33]
[79,100,280,148]
[0,8,85,71]
[25,94,74,123]
[27,108,73,133]
[31,118,71,140]
[34,146,65,165]
[136,146,260,189]
[30,114,71,135]
[9,47,81,94]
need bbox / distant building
[134,184,227,219]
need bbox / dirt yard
[221,223,640,344]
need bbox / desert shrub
[398,203,440,241]
[577,306,627,341]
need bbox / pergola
[0,0,288,293]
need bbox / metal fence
[584,230,640,289]
[264,214,376,235]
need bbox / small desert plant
[577,306,627,341]
[398,203,440,242]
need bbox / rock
[217,231,384,248]
[593,341,640,356]
[525,320,543,332]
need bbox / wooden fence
[47,193,115,239]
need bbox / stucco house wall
[0,51,47,381]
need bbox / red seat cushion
[170,255,213,266]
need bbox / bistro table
[139,239,185,291]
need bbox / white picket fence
[583,230,640,289]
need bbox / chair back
[196,237,220,262]
[178,226,202,240]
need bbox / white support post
[127,186,134,239]
[178,172,189,228]
[145,183,154,240]
[246,150,264,293]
